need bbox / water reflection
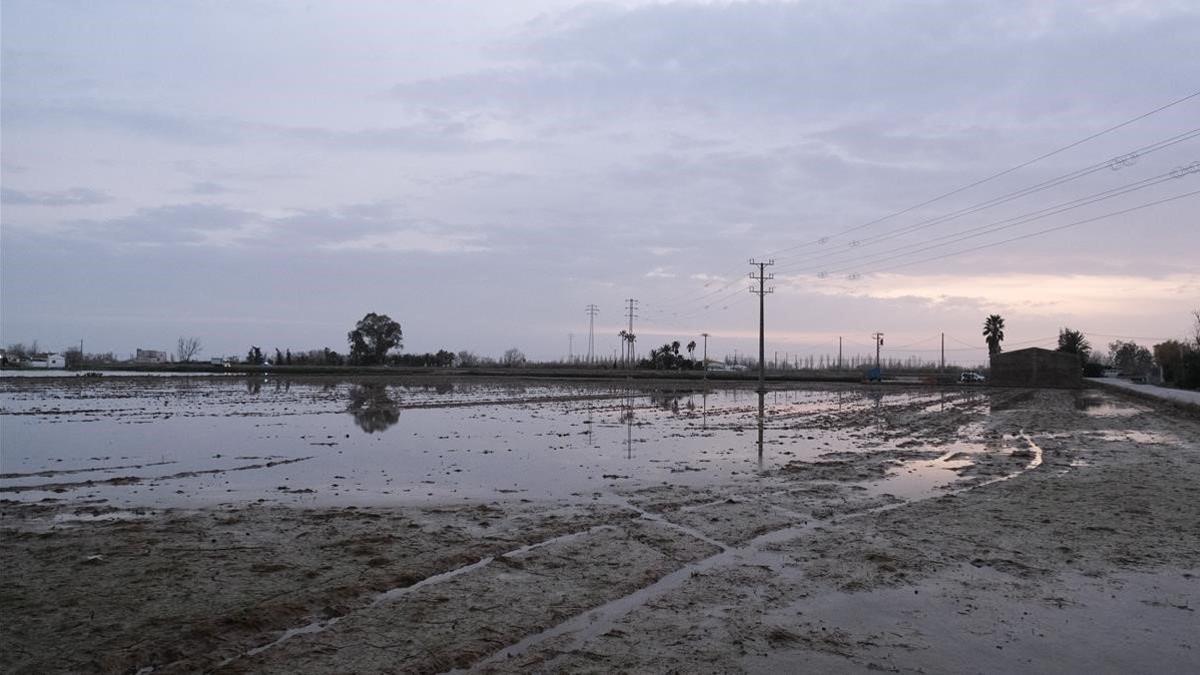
[756,391,765,469]
[621,392,635,459]
[346,384,401,433]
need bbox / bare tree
[501,348,526,367]
[176,336,203,362]
[1193,309,1200,349]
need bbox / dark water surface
[1,376,975,506]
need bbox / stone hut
[989,347,1082,389]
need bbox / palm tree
[686,340,696,361]
[983,315,1006,355]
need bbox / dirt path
[1,386,1196,673]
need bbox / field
[1,375,1197,673]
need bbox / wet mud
[1,377,1197,673]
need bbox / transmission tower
[749,259,774,391]
[585,304,599,364]
[625,298,638,367]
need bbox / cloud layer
[2,1,1198,360]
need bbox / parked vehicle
[959,371,986,383]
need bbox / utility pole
[701,332,710,381]
[625,298,638,368]
[749,259,775,392]
[940,332,945,378]
[838,337,843,370]
[585,304,599,364]
[872,332,885,370]
[568,333,574,363]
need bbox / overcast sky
[2,0,1197,365]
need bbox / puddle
[1086,430,1178,444]
[857,444,981,499]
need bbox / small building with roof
[989,347,1082,389]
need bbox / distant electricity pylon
[585,304,599,364]
[749,259,774,390]
[628,296,638,365]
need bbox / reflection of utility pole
[625,298,638,368]
[872,332,885,370]
[585,304,599,364]
[756,390,765,466]
[701,332,710,381]
[749,259,775,391]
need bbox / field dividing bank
[1,384,1198,673]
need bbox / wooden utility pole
[749,259,774,391]
[872,332,885,370]
[838,336,843,370]
[701,332,710,381]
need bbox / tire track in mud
[0,459,177,479]
[452,432,1045,673]
[210,525,622,672]
[0,456,314,493]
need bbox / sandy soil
[2,385,1197,673]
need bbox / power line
[647,120,1200,319]
[642,90,1200,328]
[797,164,1197,278]
[852,188,1200,277]
[762,89,1200,258]
[772,128,1200,269]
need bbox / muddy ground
[1,384,1197,673]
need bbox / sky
[2,0,1198,366]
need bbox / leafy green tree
[1056,328,1091,361]
[245,346,264,365]
[1108,340,1153,375]
[1153,340,1191,384]
[983,314,1006,355]
[348,313,403,365]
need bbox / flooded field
[1,376,991,506]
[1,376,1197,674]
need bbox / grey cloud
[60,203,258,245]
[47,200,487,253]
[1,102,243,145]
[4,99,517,153]
[395,2,1197,119]
[189,181,232,195]
[1,186,112,206]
